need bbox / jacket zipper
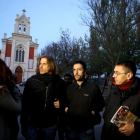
[31,78,50,113]
[44,86,49,111]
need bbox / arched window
[15,46,25,62]
[23,25,26,34]
[19,50,21,62]
[19,24,21,33]
[22,50,24,62]
[15,50,18,61]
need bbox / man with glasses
[101,60,140,140]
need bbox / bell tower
[0,10,39,83]
[14,9,30,35]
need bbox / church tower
[0,10,39,83]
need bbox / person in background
[12,73,21,96]
[12,73,18,84]
[64,73,73,87]
[65,60,104,140]
[85,72,89,81]
[20,55,66,140]
[8,72,22,140]
[57,73,73,140]
[0,58,21,140]
[101,60,140,140]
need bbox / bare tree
[40,29,81,76]
[80,0,140,71]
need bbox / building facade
[0,10,39,83]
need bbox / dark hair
[0,58,12,85]
[36,55,59,74]
[86,72,89,76]
[73,60,86,71]
[64,73,72,80]
[12,73,18,84]
[116,60,137,77]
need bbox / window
[15,46,24,62]
[19,24,21,33]
[22,50,24,62]
[23,25,26,34]
[19,50,21,62]
[16,50,18,61]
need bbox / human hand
[92,111,95,115]
[65,107,68,113]
[119,121,135,136]
[54,98,60,108]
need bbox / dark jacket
[101,77,140,140]
[66,80,105,132]
[0,85,21,140]
[20,74,66,131]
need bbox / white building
[0,10,39,83]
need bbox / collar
[74,79,87,89]
[114,77,139,96]
[117,78,135,90]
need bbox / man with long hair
[20,55,66,140]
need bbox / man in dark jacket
[101,60,140,140]
[65,60,104,140]
[20,55,66,140]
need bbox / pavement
[17,85,104,140]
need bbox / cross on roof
[22,9,26,13]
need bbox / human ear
[84,71,86,76]
[127,72,133,80]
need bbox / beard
[74,74,85,81]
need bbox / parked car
[19,81,26,86]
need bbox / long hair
[0,59,12,85]
[36,55,59,75]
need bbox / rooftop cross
[22,9,26,13]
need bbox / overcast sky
[0,0,89,53]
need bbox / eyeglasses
[113,72,128,76]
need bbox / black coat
[66,80,105,131]
[20,74,66,130]
[0,85,21,140]
[101,77,140,140]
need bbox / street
[17,85,104,140]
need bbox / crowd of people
[0,55,140,140]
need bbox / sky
[0,0,89,54]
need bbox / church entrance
[15,66,23,84]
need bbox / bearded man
[65,60,104,140]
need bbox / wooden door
[15,66,22,84]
